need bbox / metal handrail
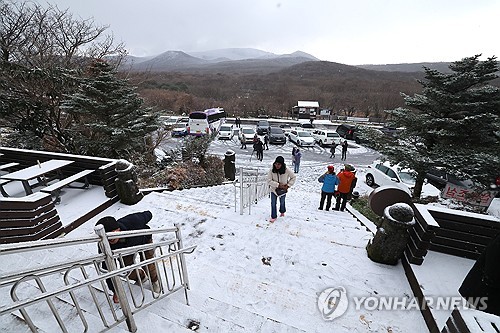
[0,223,196,333]
[234,167,270,215]
[0,235,100,254]
[0,253,105,287]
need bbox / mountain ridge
[123,48,321,73]
[121,47,456,74]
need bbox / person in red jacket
[334,164,356,211]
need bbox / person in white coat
[267,156,296,222]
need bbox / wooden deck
[0,147,121,243]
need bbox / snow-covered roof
[297,101,319,108]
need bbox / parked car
[238,127,256,143]
[256,120,270,135]
[336,124,358,141]
[299,123,315,131]
[218,124,234,140]
[425,167,470,190]
[171,119,189,137]
[379,127,402,137]
[311,130,342,147]
[268,127,287,145]
[426,168,499,197]
[279,124,293,136]
[365,161,415,195]
[288,130,315,147]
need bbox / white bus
[188,108,226,136]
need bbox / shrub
[350,195,382,226]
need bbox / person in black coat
[253,138,264,161]
[264,134,269,150]
[97,211,160,303]
[459,232,500,315]
[341,140,348,161]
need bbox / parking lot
[160,121,381,172]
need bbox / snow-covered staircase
[118,187,378,332]
[2,184,425,332]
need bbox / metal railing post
[233,179,237,213]
[239,167,244,215]
[174,223,191,305]
[94,224,137,333]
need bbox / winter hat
[344,164,355,172]
[275,156,285,164]
[327,165,334,171]
[96,216,119,232]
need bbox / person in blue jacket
[97,211,160,303]
[317,165,340,211]
[293,148,302,173]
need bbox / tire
[366,174,375,187]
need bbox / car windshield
[220,126,231,131]
[270,128,283,134]
[258,121,269,126]
[327,133,340,137]
[242,128,255,134]
[399,171,416,185]
[298,131,312,137]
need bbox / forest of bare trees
[128,61,425,120]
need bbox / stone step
[157,187,368,239]
[183,262,338,332]
[55,270,297,332]
[109,305,194,332]
[145,277,308,332]
[2,313,50,333]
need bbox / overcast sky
[41,0,499,65]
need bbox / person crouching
[96,211,160,303]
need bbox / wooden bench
[0,162,20,172]
[40,169,95,203]
[0,163,19,197]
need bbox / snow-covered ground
[1,144,499,332]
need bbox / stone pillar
[366,203,415,265]
[115,159,144,205]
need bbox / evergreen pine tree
[378,55,500,199]
[62,60,159,159]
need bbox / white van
[218,124,234,140]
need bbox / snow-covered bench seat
[0,162,20,171]
[40,169,95,203]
